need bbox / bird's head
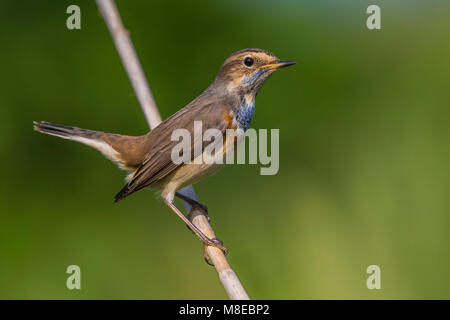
[214,48,296,96]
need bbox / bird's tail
[33,121,104,142]
[33,121,129,170]
[34,120,149,173]
[34,121,151,202]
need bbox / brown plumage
[34,48,295,262]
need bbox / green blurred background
[1,0,450,299]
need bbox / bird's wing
[114,98,235,202]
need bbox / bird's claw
[203,237,228,266]
[189,203,210,222]
[185,203,210,232]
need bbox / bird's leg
[175,192,210,222]
[164,199,228,265]
[174,192,209,233]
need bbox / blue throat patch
[236,100,255,131]
[241,69,264,85]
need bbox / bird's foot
[202,237,228,266]
[185,203,210,233]
[188,203,210,222]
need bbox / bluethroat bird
[34,48,295,264]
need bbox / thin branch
[96,0,250,300]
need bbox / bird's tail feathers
[33,121,125,167]
[34,121,149,203]
[33,121,103,142]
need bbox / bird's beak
[259,60,296,70]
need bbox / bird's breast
[235,99,255,131]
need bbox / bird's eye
[244,57,254,67]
